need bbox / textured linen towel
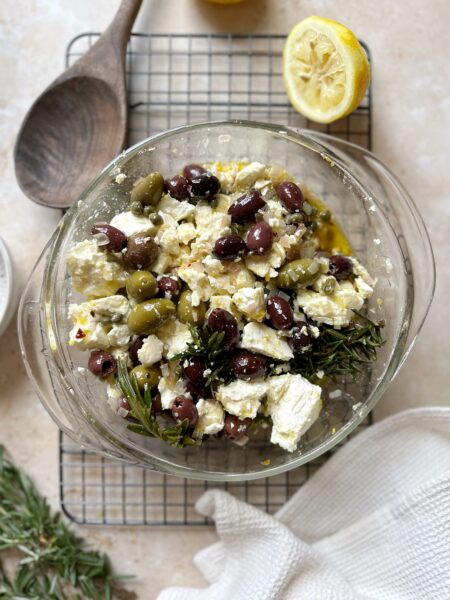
[158,408,450,600]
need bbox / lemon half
[283,16,370,124]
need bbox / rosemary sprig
[117,360,201,448]
[0,447,132,600]
[290,311,384,382]
[171,326,231,387]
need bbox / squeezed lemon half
[283,16,370,124]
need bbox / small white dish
[0,238,14,337]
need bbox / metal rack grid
[60,32,372,526]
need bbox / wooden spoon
[14,0,143,209]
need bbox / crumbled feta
[234,162,267,188]
[151,251,173,275]
[178,263,212,303]
[208,295,241,320]
[216,379,267,419]
[109,211,156,237]
[106,381,123,412]
[240,322,294,361]
[193,399,225,438]
[158,363,188,410]
[194,204,231,249]
[266,374,322,452]
[297,280,368,329]
[107,324,132,347]
[137,335,164,366]
[208,262,255,295]
[245,242,285,279]
[156,319,191,359]
[177,222,197,245]
[232,286,266,322]
[66,240,128,297]
[157,195,195,222]
[68,295,130,349]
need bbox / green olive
[177,290,206,326]
[130,172,164,206]
[128,299,176,335]
[126,271,158,302]
[274,258,321,289]
[130,365,160,391]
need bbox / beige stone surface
[0,0,449,597]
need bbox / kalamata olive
[267,296,294,330]
[157,276,181,301]
[130,172,164,206]
[291,322,313,353]
[91,223,127,252]
[207,308,239,351]
[246,221,273,255]
[213,234,246,260]
[164,175,190,200]
[185,380,212,399]
[151,393,163,416]
[171,395,198,427]
[129,336,145,366]
[126,271,158,301]
[183,356,206,386]
[183,164,207,180]
[187,172,221,199]
[231,351,266,379]
[123,233,159,270]
[224,415,252,441]
[274,258,321,289]
[128,299,176,335]
[177,290,206,326]
[228,189,266,223]
[275,181,304,213]
[131,365,160,391]
[328,254,354,280]
[88,351,116,378]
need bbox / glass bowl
[18,121,435,481]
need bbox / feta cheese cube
[240,322,294,361]
[266,374,322,452]
[234,162,267,188]
[106,381,123,412]
[66,240,128,297]
[151,251,173,275]
[68,295,130,349]
[232,286,266,322]
[109,211,156,237]
[177,222,197,245]
[245,242,285,279]
[193,399,225,438]
[158,363,188,410]
[157,195,195,222]
[137,335,164,366]
[194,204,231,247]
[156,319,191,359]
[178,263,212,302]
[208,262,255,295]
[297,280,367,329]
[216,379,268,419]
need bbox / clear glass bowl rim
[21,119,435,481]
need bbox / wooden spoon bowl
[15,0,142,209]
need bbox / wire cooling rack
[60,32,372,526]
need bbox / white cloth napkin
[158,408,450,600]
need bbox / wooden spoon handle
[104,0,144,56]
[70,0,143,78]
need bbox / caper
[128,299,176,335]
[126,271,158,302]
[130,200,144,216]
[143,204,156,217]
[274,258,321,289]
[316,275,337,296]
[319,210,331,222]
[130,172,164,206]
[310,221,318,231]
[286,213,304,225]
[149,213,163,225]
[177,290,206,326]
[130,365,160,391]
